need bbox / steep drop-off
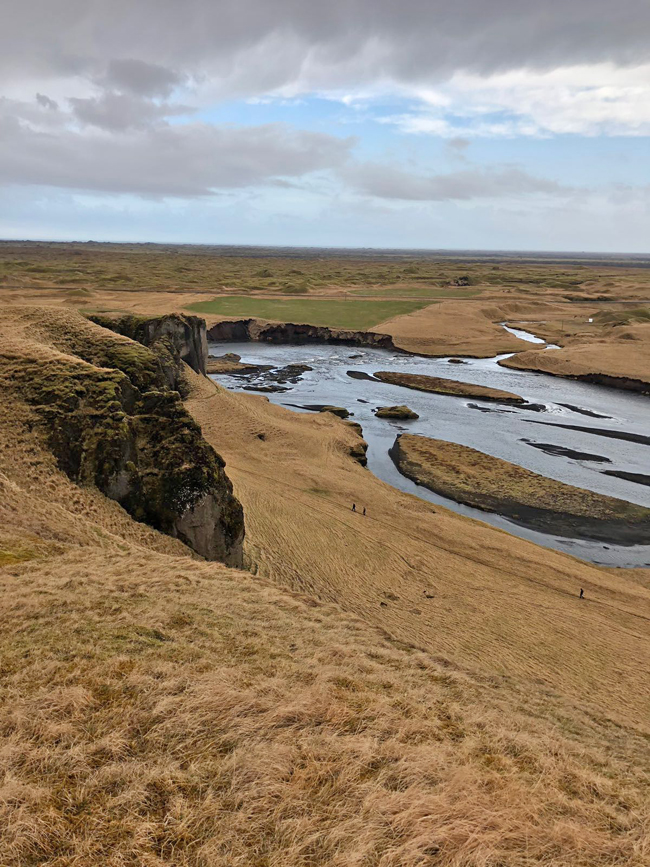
[89,311,208,395]
[1,308,244,565]
[207,317,399,349]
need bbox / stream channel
[208,327,650,567]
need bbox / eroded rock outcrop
[207,318,398,350]
[343,421,368,466]
[89,312,208,396]
[5,309,244,565]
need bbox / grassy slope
[371,299,532,356]
[186,296,429,330]
[1,305,650,864]
[501,321,650,387]
[3,548,649,866]
[188,372,650,726]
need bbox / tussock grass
[3,241,649,303]
[1,303,649,865]
[1,548,649,866]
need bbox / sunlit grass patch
[186,295,430,329]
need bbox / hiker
[363,507,366,516]
[352,503,356,512]
[579,588,584,599]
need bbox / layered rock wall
[89,313,208,396]
[207,318,398,350]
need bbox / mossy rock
[376,405,420,420]
[320,406,350,418]
[7,313,243,565]
[88,312,208,396]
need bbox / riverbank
[500,343,650,394]
[207,338,650,566]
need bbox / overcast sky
[2,0,650,251]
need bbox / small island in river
[375,405,419,419]
[390,434,650,545]
[374,371,525,404]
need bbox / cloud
[0,113,354,196]
[100,58,184,98]
[383,64,650,138]
[36,93,58,110]
[1,0,649,248]
[2,1,649,93]
[345,162,569,201]
[1,2,649,141]
[68,92,192,131]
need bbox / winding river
[208,329,650,568]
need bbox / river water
[208,332,650,567]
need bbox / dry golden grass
[501,321,650,389]
[2,548,650,866]
[371,300,532,356]
[187,372,650,728]
[1,302,650,865]
[3,242,650,380]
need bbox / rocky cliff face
[207,318,398,350]
[8,309,243,566]
[89,313,208,396]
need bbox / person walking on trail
[579,588,584,599]
[352,503,356,512]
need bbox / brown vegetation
[3,241,650,382]
[1,247,650,864]
[3,546,650,866]
[374,371,524,403]
[375,405,419,419]
[186,371,650,724]
[500,323,650,392]
[390,434,650,543]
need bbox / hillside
[1,306,649,865]
[186,370,650,725]
[500,321,650,393]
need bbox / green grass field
[186,296,431,329]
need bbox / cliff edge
[0,307,244,565]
